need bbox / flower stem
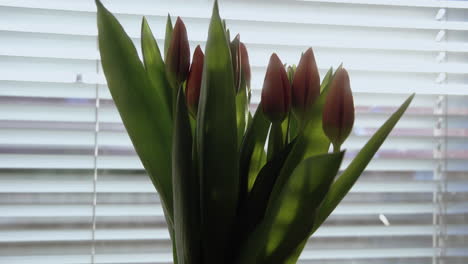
[267,122,284,161]
[333,143,341,153]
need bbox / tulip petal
[322,68,354,149]
[291,48,320,121]
[166,17,191,84]
[261,54,291,122]
[264,68,334,215]
[186,46,204,116]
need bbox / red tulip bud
[166,17,190,84]
[322,68,354,151]
[261,53,291,122]
[186,45,204,116]
[292,48,320,121]
[230,34,241,92]
[240,42,251,90]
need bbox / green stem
[173,82,181,117]
[333,143,341,153]
[267,121,284,161]
[285,111,291,144]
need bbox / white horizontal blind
[0,0,467,263]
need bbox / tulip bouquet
[96,1,414,263]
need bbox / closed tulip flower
[261,53,291,123]
[186,45,204,116]
[166,17,190,84]
[322,68,354,151]
[292,48,320,121]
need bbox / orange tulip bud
[322,68,354,151]
[292,48,320,121]
[186,45,204,116]
[166,17,190,84]
[240,42,251,90]
[261,53,291,122]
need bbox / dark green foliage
[95,1,414,263]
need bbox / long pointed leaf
[263,151,344,264]
[164,14,173,61]
[283,93,415,264]
[302,67,334,157]
[265,68,334,215]
[96,0,173,223]
[173,88,200,264]
[196,1,239,262]
[238,104,270,203]
[237,152,344,264]
[317,93,415,230]
[237,140,296,241]
[236,85,249,148]
[266,122,284,161]
[287,112,298,143]
[141,17,172,119]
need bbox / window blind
[0,0,467,263]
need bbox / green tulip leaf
[317,93,416,232]
[236,80,249,148]
[267,122,284,161]
[265,68,334,216]
[237,151,344,264]
[237,139,296,242]
[286,112,299,143]
[195,1,240,262]
[223,19,230,42]
[141,17,172,119]
[173,88,200,264]
[247,111,253,127]
[95,0,173,224]
[283,93,415,264]
[164,14,173,61]
[238,104,270,203]
[302,67,334,157]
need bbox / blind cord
[90,49,100,264]
[433,3,448,264]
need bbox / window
[0,0,467,263]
